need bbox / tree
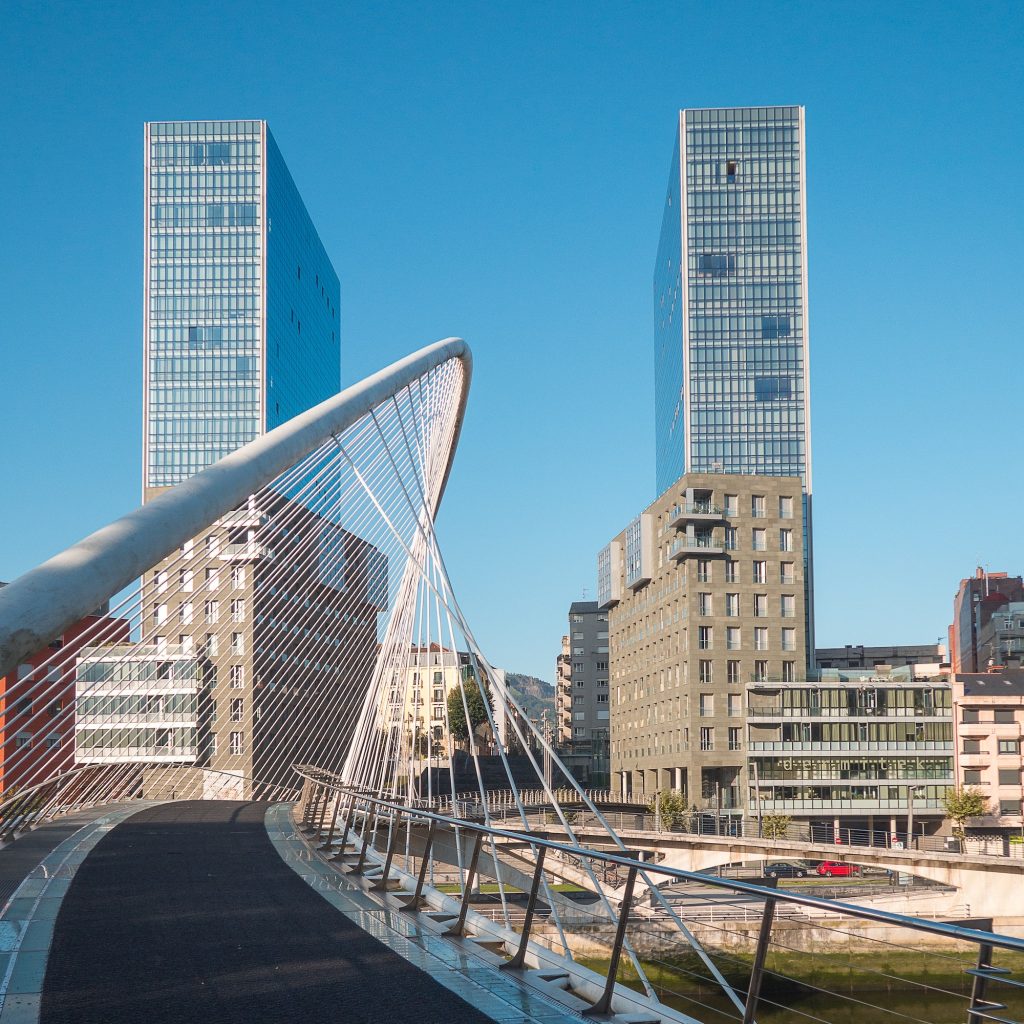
[648,789,688,830]
[943,787,989,850]
[761,813,792,841]
[447,675,491,746]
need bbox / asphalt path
[39,800,500,1024]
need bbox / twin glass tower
[142,120,340,495]
[654,106,814,652]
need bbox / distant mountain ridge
[504,672,554,724]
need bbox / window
[182,538,193,560]
[725,560,739,583]
[999,739,1021,755]
[697,253,735,275]
[698,626,713,650]
[49,700,62,716]
[700,693,714,716]
[230,698,244,722]
[698,593,713,616]
[754,594,768,617]
[725,526,738,550]
[999,768,1020,786]
[725,160,738,182]
[570,614,583,623]
[995,709,1016,724]
[751,495,766,518]
[727,661,740,685]
[573,695,585,705]
[178,634,193,654]
[699,661,713,685]
[179,601,193,624]
[231,632,244,655]
[781,594,796,618]
[780,562,795,585]
[780,529,793,552]
[728,693,741,717]
[753,561,767,584]
[724,494,738,516]
[155,604,168,625]
[574,726,586,737]
[180,568,193,592]
[762,315,791,339]
[46,733,61,749]
[232,566,246,589]
[726,626,741,651]
[782,628,796,651]
[205,600,219,623]
[231,599,245,622]
[700,727,714,751]
[779,496,794,519]
[725,593,739,617]
[205,632,218,656]
[781,661,795,683]
[230,665,244,688]
[755,377,792,401]
[572,632,583,640]
[15,733,31,749]
[210,700,218,723]
[963,769,982,785]
[728,727,742,751]
[754,660,768,682]
[206,567,220,590]
[206,535,220,557]
[754,627,769,650]
[229,731,244,755]
[696,559,712,583]
[155,569,168,593]
[962,709,980,724]
[962,739,982,754]
[1000,800,1022,816]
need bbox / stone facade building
[600,472,807,814]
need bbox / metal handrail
[293,765,1024,954]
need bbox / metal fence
[296,767,1024,1024]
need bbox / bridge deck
[39,801,501,1024]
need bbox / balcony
[220,541,268,562]
[670,536,724,560]
[668,503,726,528]
[749,740,954,753]
[747,706,948,720]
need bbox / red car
[817,861,860,878]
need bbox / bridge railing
[433,789,1024,862]
[295,766,1024,1024]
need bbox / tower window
[726,160,738,182]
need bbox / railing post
[315,784,333,837]
[401,817,437,914]
[966,919,996,1024]
[741,895,777,1024]
[501,846,547,971]
[352,804,379,874]
[583,864,638,1018]
[444,831,484,937]
[330,792,359,860]
[370,808,404,892]
[318,790,343,850]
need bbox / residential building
[976,603,1024,670]
[555,636,572,746]
[950,568,1024,673]
[747,665,953,841]
[815,643,946,671]
[653,106,814,658]
[601,472,807,814]
[143,119,340,494]
[559,602,610,788]
[143,497,385,796]
[0,591,130,795]
[952,669,1024,837]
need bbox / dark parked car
[763,862,807,879]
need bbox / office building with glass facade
[143,120,340,494]
[654,107,813,654]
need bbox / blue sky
[1,1,1021,680]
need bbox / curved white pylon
[0,339,471,681]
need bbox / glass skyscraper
[653,106,813,653]
[143,120,340,493]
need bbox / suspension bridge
[0,339,1021,1024]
